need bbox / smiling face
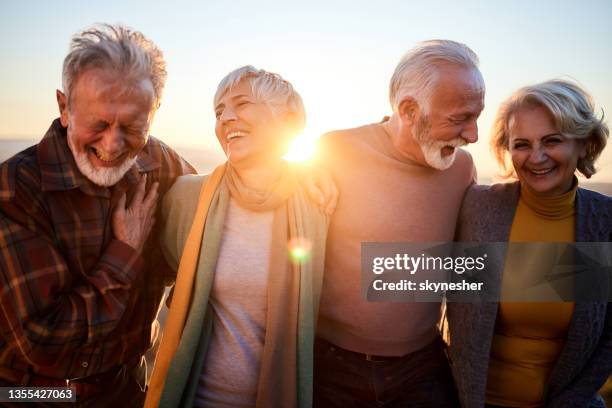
[395,64,485,170]
[58,68,156,186]
[509,105,586,196]
[417,65,484,169]
[214,79,292,168]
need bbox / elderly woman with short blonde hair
[145,66,329,408]
[448,79,611,408]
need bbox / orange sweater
[486,182,577,407]
[317,122,476,355]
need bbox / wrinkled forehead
[214,78,254,108]
[71,68,156,106]
[507,103,557,137]
[428,68,485,115]
[438,66,484,97]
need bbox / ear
[397,97,420,128]
[56,90,69,127]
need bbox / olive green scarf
[145,162,327,408]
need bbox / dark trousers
[313,336,459,407]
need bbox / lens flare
[284,133,317,162]
[287,237,313,264]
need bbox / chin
[520,169,574,196]
[423,150,456,170]
[68,136,136,186]
[522,179,567,196]
[73,150,136,186]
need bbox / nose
[461,120,479,144]
[218,106,237,124]
[99,127,126,154]
[528,145,548,163]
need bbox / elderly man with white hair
[314,39,485,406]
[0,24,195,406]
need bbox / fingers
[111,193,127,243]
[325,180,339,216]
[117,192,127,210]
[131,173,147,206]
[303,176,325,206]
[110,175,160,253]
[311,168,338,215]
[143,181,159,210]
[112,193,127,223]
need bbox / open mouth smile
[226,131,248,142]
[88,146,127,166]
[527,167,555,176]
[441,146,456,157]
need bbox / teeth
[530,168,553,175]
[227,131,248,141]
[91,147,123,162]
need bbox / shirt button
[81,361,89,368]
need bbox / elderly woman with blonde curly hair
[144,66,329,408]
[448,79,611,407]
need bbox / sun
[284,132,318,162]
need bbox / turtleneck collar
[519,177,578,220]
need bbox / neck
[519,178,577,219]
[233,159,285,191]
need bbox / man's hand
[298,166,339,215]
[112,174,159,253]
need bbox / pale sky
[1,0,611,181]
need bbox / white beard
[67,136,136,187]
[414,116,466,171]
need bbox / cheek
[551,146,579,169]
[510,151,527,170]
[67,128,91,151]
[129,136,148,153]
[564,152,581,172]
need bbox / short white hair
[214,65,306,131]
[389,40,482,112]
[62,23,166,106]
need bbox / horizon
[1,138,611,194]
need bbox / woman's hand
[297,165,339,215]
[112,174,160,253]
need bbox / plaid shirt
[0,119,195,380]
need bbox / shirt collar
[38,118,161,196]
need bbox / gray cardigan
[447,182,612,408]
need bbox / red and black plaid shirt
[0,119,195,380]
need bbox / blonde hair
[214,65,305,132]
[491,79,609,178]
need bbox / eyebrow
[214,94,249,111]
[512,132,562,141]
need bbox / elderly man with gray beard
[314,40,485,407]
[0,24,195,406]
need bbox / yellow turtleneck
[485,180,577,407]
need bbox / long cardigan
[157,174,327,407]
[447,181,612,408]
